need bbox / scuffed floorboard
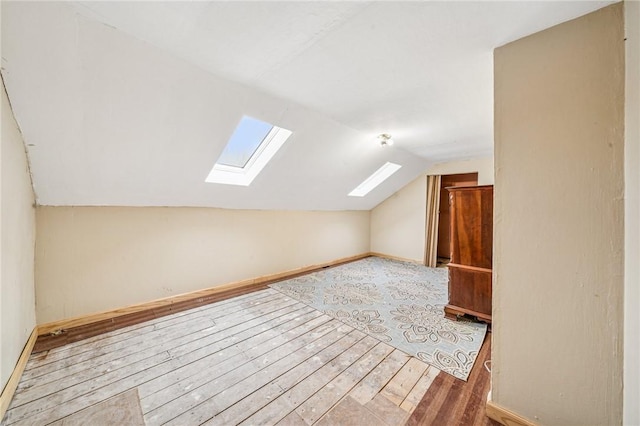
[4,289,443,426]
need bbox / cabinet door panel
[449,187,493,268]
[448,267,492,316]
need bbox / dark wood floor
[407,333,499,426]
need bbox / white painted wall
[1,1,430,212]
[0,80,36,390]
[493,4,624,425]
[624,1,640,424]
[427,157,494,185]
[370,175,427,262]
[35,207,370,323]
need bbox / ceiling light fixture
[378,133,394,147]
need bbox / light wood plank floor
[4,289,442,426]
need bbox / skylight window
[216,117,273,168]
[206,116,292,186]
[348,162,402,197]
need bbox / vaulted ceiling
[1,1,613,210]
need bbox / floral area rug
[269,256,487,381]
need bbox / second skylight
[348,162,402,197]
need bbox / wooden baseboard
[34,252,372,351]
[486,399,538,426]
[0,327,38,420]
[369,252,424,264]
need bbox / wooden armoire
[444,185,493,324]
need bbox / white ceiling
[0,1,614,210]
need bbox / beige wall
[427,156,494,185]
[35,207,370,323]
[624,1,640,424]
[1,81,37,390]
[493,4,624,425]
[370,175,427,262]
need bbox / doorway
[437,173,479,262]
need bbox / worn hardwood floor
[407,333,498,426]
[32,284,271,353]
[4,289,454,426]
